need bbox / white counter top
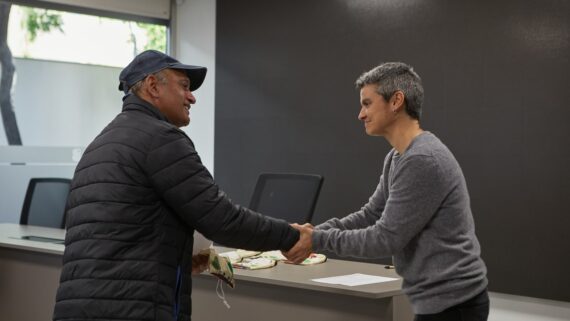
[0,223,65,255]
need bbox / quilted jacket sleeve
[145,127,299,251]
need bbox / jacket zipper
[173,265,182,320]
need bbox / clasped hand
[191,253,209,274]
[282,223,314,264]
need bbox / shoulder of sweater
[383,148,397,164]
[404,132,449,158]
[399,135,459,177]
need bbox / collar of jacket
[121,93,171,124]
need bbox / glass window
[8,5,167,67]
[0,3,168,147]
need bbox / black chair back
[20,178,71,229]
[249,173,323,224]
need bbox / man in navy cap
[117,49,207,127]
[53,50,303,321]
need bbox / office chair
[20,178,71,229]
[249,173,324,224]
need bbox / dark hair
[355,62,424,120]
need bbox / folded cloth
[284,253,327,265]
[202,248,235,288]
[258,250,287,261]
[219,251,242,264]
[235,249,261,258]
[232,257,277,270]
[219,249,262,263]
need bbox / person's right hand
[282,223,313,264]
[191,253,209,274]
[301,223,314,229]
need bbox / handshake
[281,223,315,264]
[191,222,316,275]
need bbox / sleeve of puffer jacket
[145,127,299,251]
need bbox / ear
[145,74,161,99]
[390,90,405,111]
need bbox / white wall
[173,0,216,174]
[0,59,122,223]
[0,58,122,146]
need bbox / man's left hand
[191,253,209,274]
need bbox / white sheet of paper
[311,273,398,286]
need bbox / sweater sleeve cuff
[312,229,326,252]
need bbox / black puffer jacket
[53,94,299,321]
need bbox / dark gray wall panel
[215,0,570,301]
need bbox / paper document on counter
[312,273,398,286]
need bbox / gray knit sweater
[313,132,488,314]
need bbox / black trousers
[414,289,489,321]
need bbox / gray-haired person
[285,62,489,321]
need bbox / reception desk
[193,247,413,321]
[0,223,413,321]
[0,223,65,321]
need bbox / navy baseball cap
[118,50,207,93]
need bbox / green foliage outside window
[137,22,166,52]
[21,7,64,42]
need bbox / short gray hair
[355,62,424,120]
[128,69,168,96]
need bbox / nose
[358,106,366,120]
[187,91,196,104]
